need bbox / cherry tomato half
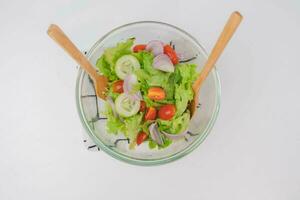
[112,80,124,93]
[147,87,166,101]
[133,44,147,53]
[158,104,176,120]
[145,107,157,121]
[136,132,148,145]
[139,101,146,112]
[164,45,179,65]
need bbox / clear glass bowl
[76,21,221,166]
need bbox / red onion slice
[123,74,137,94]
[153,54,174,72]
[146,40,164,56]
[123,74,142,101]
[149,123,163,145]
[130,91,142,101]
[107,96,118,118]
[161,129,188,140]
[169,39,197,62]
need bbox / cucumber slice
[115,93,140,117]
[115,55,140,79]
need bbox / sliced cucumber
[115,55,140,79]
[115,93,140,117]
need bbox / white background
[0,0,299,199]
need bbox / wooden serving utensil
[190,11,243,116]
[47,24,108,99]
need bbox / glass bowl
[76,21,221,166]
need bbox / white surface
[0,0,299,199]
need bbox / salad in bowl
[49,15,241,164]
[96,38,198,149]
[75,21,221,165]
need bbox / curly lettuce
[96,38,134,81]
[99,39,198,149]
[104,102,124,134]
[157,112,190,134]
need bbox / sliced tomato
[164,45,179,64]
[112,80,124,93]
[158,104,176,120]
[133,44,147,53]
[147,87,165,101]
[136,132,148,145]
[139,101,146,112]
[145,107,157,121]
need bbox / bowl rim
[75,21,221,166]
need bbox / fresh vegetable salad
[96,38,198,149]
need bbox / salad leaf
[135,51,176,106]
[157,112,190,134]
[99,39,199,150]
[103,38,134,66]
[148,140,157,149]
[148,135,173,149]
[104,101,143,147]
[123,113,143,142]
[159,137,172,149]
[174,63,198,116]
[96,38,134,81]
[106,82,120,101]
[96,55,118,81]
[104,102,124,134]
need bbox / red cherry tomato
[136,132,148,145]
[147,87,165,101]
[133,44,147,53]
[145,107,157,121]
[164,45,179,64]
[158,104,176,120]
[139,101,146,112]
[112,80,124,93]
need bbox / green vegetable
[135,52,175,105]
[115,55,140,79]
[148,135,173,149]
[96,38,134,81]
[135,52,197,112]
[174,63,198,116]
[98,39,198,150]
[103,38,134,66]
[96,55,118,81]
[157,112,190,134]
[123,113,143,143]
[159,137,172,149]
[115,93,140,117]
[148,140,157,149]
[104,101,143,148]
[104,102,124,134]
[107,83,120,101]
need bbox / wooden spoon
[47,24,108,99]
[190,11,243,116]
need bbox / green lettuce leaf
[157,112,190,134]
[135,51,176,106]
[123,113,143,141]
[148,134,173,149]
[105,81,120,101]
[96,38,134,81]
[159,137,172,149]
[174,63,198,116]
[104,101,143,143]
[148,140,157,149]
[104,102,124,134]
[103,38,134,66]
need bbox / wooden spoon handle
[193,11,243,90]
[47,24,98,79]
